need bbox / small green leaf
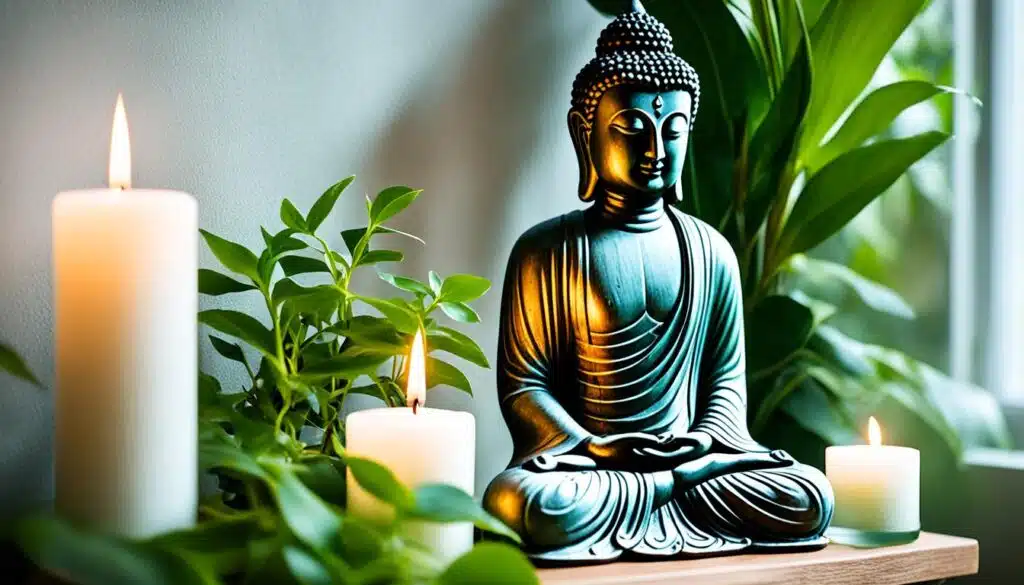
[359,297,420,333]
[427,357,473,395]
[282,546,335,585]
[408,484,520,543]
[280,256,330,276]
[199,436,268,479]
[778,131,949,258]
[262,461,342,550]
[209,336,248,367]
[369,186,421,225]
[340,316,407,354]
[359,249,403,266]
[439,302,480,324]
[0,343,40,387]
[199,268,257,296]
[306,176,355,233]
[297,349,390,381]
[439,542,538,585]
[199,310,276,358]
[341,227,369,256]
[428,271,443,295]
[281,198,309,233]
[378,272,433,296]
[15,514,214,585]
[428,328,489,368]
[271,228,307,254]
[344,455,415,509]
[439,274,491,303]
[200,229,260,282]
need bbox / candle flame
[406,329,426,412]
[868,416,882,446]
[109,93,131,189]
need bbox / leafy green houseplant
[583,0,1009,461]
[0,342,39,387]
[14,178,538,585]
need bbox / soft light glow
[109,93,131,189]
[868,416,882,446]
[406,330,426,411]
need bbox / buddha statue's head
[569,0,700,203]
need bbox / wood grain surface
[536,532,978,585]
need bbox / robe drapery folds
[484,208,832,562]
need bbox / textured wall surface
[0,0,606,513]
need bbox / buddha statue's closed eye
[482,0,834,564]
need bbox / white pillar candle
[345,331,476,564]
[825,417,920,543]
[53,95,198,538]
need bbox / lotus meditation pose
[482,1,834,564]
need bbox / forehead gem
[653,95,664,116]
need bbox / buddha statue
[482,0,834,564]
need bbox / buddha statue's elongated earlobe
[568,110,598,201]
[671,179,684,203]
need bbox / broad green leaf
[335,516,385,570]
[341,225,425,251]
[199,269,257,296]
[439,542,538,585]
[378,272,433,297]
[779,377,862,446]
[348,383,391,401]
[439,302,479,324]
[744,13,811,239]
[746,295,814,377]
[805,80,959,173]
[0,342,40,386]
[359,249,403,266]
[263,461,342,550]
[344,455,414,509]
[369,186,421,225]
[439,274,491,303]
[199,437,267,479]
[297,349,390,381]
[341,227,369,256]
[788,255,915,319]
[408,484,520,543]
[428,271,443,295]
[427,357,473,395]
[199,229,260,282]
[280,255,330,276]
[199,310,276,358]
[15,514,214,585]
[359,297,420,334]
[306,176,355,233]
[799,0,930,156]
[778,131,949,258]
[209,336,248,367]
[281,198,309,233]
[428,328,489,369]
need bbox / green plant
[13,178,537,585]
[1,341,39,387]
[585,0,1010,457]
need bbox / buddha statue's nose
[646,131,666,164]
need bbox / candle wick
[411,398,420,415]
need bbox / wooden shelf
[536,532,978,585]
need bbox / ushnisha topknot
[570,0,700,123]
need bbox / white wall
[0,0,607,512]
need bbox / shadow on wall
[357,0,599,493]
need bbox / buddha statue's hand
[672,450,796,493]
[580,432,710,472]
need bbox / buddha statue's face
[589,86,691,197]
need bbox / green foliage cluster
[586,0,1009,457]
[13,178,538,585]
[0,341,39,387]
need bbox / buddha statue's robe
[483,206,833,563]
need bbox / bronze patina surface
[483,0,834,565]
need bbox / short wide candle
[825,417,920,547]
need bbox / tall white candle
[345,331,476,564]
[53,95,198,538]
[825,417,920,544]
